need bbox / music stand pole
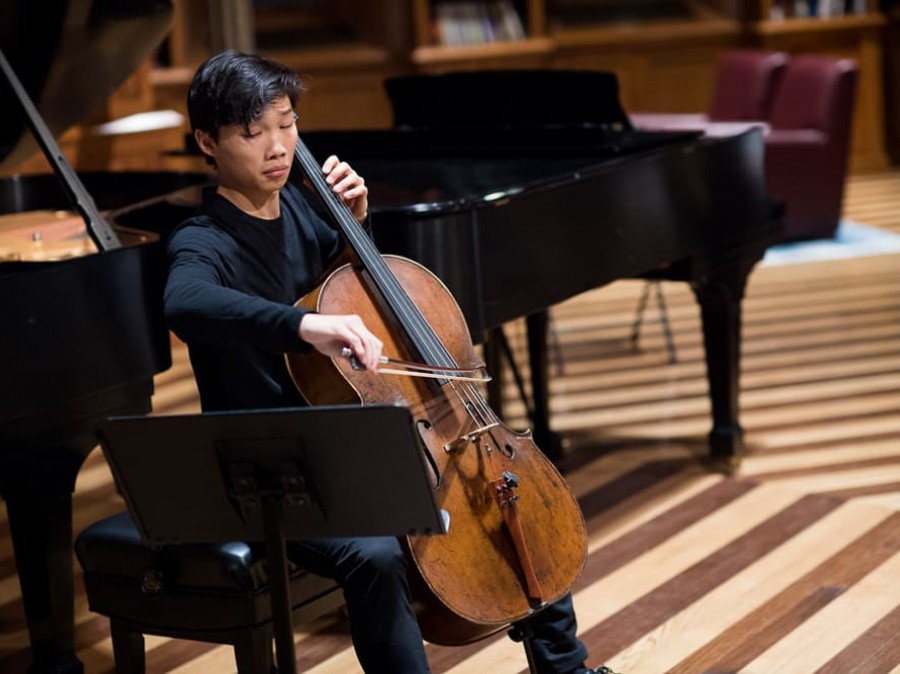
[262,496,297,674]
[222,447,312,673]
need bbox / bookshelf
[759,0,873,19]
[412,0,544,46]
[154,0,409,130]
[140,0,891,170]
[742,0,887,169]
[410,0,553,67]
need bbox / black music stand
[97,404,445,674]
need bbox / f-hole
[416,419,441,489]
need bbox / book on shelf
[432,0,526,46]
[770,0,870,18]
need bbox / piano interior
[0,211,98,262]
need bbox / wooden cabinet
[146,0,893,171]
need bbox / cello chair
[763,55,858,241]
[75,512,341,673]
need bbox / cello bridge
[443,422,500,453]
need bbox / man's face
[196,95,298,201]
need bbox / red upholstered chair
[763,55,858,241]
[709,49,788,121]
[629,49,787,130]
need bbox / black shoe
[577,667,621,674]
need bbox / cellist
[164,49,619,674]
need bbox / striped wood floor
[2,169,900,673]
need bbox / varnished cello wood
[287,255,587,645]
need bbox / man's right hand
[299,313,383,372]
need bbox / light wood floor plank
[744,548,900,673]
[611,500,895,674]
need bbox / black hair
[187,49,304,142]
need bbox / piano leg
[484,330,506,420]
[5,494,84,674]
[484,318,563,461]
[486,249,763,470]
[521,286,749,469]
[693,282,745,471]
[691,236,771,472]
[526,311,562,460]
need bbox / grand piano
[300,69,782,466]
[0,2,209,672]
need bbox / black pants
[289,536,587,674]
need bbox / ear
[194,129,217,160]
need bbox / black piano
[300,70,782,465]
[0,2,208,672]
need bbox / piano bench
[74,512,342,673]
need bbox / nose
[266,134,287,159]
[264,128,291,159]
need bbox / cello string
[293,141,456,376]
[295,138,501,432]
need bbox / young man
[164,49,616,674]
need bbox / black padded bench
[75,512,342,673]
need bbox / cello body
[286,254,587,645]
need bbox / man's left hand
[322,155,368,223]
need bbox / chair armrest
[628,112,710,130]
[764,128,828,148]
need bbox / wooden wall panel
[552,42,737,115]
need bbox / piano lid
[0,0,174,170]
[385,70,635,132]
[301,68,701,214]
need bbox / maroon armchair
[629,49,787,129]
[763,55,858,241]
[709,49,788,121]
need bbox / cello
[285,137,587,646]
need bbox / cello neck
[292,137,455,369]
[292,138,380,275]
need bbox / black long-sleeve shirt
[164,184,342,411]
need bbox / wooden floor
[3,169,900,673]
